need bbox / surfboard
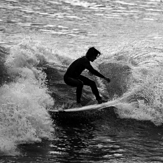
[49,99,118,113]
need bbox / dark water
[1,109,163,163]
[51,110,163,163]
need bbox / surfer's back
[65,56,89,78]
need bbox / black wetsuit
[64,56,105,103]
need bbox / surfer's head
[86,47,101,62]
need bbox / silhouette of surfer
[64,47,110,106]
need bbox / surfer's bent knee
[64,74,83,87]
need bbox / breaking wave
[1,35,163,155]
[0,41,55,156]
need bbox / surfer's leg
[78,75,101,101]
[76,82,83,103]
[64,75,83,103]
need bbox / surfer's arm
[86,63,106,78]
[87,65,110,82]
[84,58,110,82]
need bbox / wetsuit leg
[78,75,101,100]
[64,76,83,103]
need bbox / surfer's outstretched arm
[86,63,110,83]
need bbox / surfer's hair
[86,47,101,59]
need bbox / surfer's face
[90,54,99,62]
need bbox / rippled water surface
[1,0,163,163]
[1,0,163,37]
[2,110,163,163]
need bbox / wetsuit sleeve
[85,62,105,78]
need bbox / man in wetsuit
[64,47,110,106]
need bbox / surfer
[64,47,110,106]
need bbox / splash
[0,41,55,155]
[0,81,54,155]
[119,67,163,126]
[99,37,163,126]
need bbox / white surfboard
[49,99,118,113]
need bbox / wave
[98,39,163,126]
[0,41,55,156]
[1,35,163,155]
[42,38,163,127]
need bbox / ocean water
[1,0,163,162]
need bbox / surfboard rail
[49,99,118,113]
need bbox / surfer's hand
[104,77,110,83]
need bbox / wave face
[46,37,163,128]
[1,0,163,157]
[1,35,163,156]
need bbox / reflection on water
[48,111,163,163]
[5,109,163,163]
[50,108,163,163]
[0,0,163,36]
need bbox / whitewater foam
[0,41,56,155]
